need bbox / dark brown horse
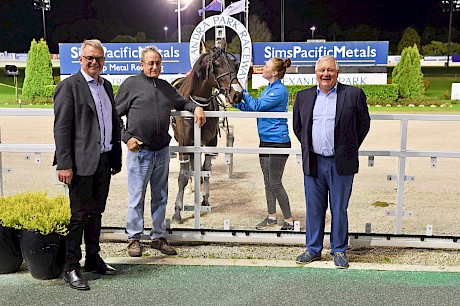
[171,41,243,223]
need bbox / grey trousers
[259,153,292,219]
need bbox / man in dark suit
[54,39,122,290]
[293,55,370,269]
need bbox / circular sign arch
[189,16,252,87]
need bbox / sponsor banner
[252,42,389,66]
[60,74,187,86]
[0,52,15,60]
[59,43,191,75]
[15,53,28,61]
[251,73,387,89]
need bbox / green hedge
[257,84,399,106]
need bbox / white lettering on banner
[251,73,387,89]
[69,45,180,60]
[189,16,252,87]
[263,45,377,62]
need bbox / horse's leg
[201,154,212,207]
[173,154,190,223]
[186,153,195,194]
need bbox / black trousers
[65,153,111,270]
[259,141,292,219]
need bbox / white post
[395,120,408,234]
[193,121,202,229]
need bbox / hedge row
[27,83,438,108]
[257,84,399,106]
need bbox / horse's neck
[190,83,213,101]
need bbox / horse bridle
[190,48,240,109]
[210,48,240,101]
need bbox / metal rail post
[395,120,409,234]
[193,122,202,229]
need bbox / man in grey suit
[293,55,370,269]
[54,39,122,290]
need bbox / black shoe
[64,269,90,291]
[84,257,117,275]
[255,217,278,230]
[280,221,294,231]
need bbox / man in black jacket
[293,55,370,269]
[54,39,122,290]
[115,46,205,258]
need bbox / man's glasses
[82,55,105,63]
[142,61,161,67]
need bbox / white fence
[1,109,460,248]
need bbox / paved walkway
[2,258,460,306]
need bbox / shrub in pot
[0,192,70,279]
[0,197,23,274]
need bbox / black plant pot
[19,229,65,280]
[0,225,23,274]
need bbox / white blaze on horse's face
[141,51,162,78]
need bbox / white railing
[1,109,460,248]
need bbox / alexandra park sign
[189,15,252,86]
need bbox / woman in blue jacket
[235,57,294,230]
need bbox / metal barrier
[1,109,460,248]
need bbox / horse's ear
[219,38,227,50]
[200,40,210,54]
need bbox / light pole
[442,0,460,67]
[281,0,285,42]
[168,0,194,43]
[33,0,51,42]
[310,26,316,39]
[164,27,168,41]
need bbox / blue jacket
[235,80,290,143]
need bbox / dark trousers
[303,155,354,256]
[66,153,111,270]
[259,141,291,219]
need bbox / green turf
[1,264,460,306]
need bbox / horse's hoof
[171,214,182,224]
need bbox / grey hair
[140,46,162,62]
[315,55,339,71]
[80,39,104,55]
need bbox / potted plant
[0,197,23,274]
[0,192,70,279]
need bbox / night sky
[0,0,456,53]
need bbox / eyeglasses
[142,61,162,67]
[82,55,105,63]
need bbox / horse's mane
[176,53,209,99]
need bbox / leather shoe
[64,269,90,291]
[85,258,117,275]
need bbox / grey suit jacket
[53,71,122,176]
[293,83,370,177]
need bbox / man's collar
[80,69,103,84]
[316,83,338,95]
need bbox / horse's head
[204,40,243,106]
